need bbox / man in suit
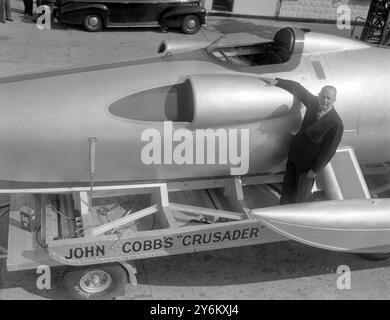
[260,77,344,204]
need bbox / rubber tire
[62,264,126,300]
[358,252,390,261]
[181,15,201,34]
[83,14,103,32]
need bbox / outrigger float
[4,147,390,299]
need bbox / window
[208,42,292,67]
[206,27,296,68]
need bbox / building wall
[204,0,371,21]
[279,0,370,21]
[232,0,280,16]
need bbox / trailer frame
[6,147,384,298]
[6,173,287,294]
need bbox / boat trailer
[4,147,388,299]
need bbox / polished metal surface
[251,198,390,228]
[185,18,196,29]
[188,74,293,128]
[157,39,209,54]
[0,28,390,188]
[79,270,112,293]
[250,199,390,253]
[88,17,99,27]
[318,147,371,200]
[302,32,369,54]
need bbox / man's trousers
[23,0,33,15]
[0,0,12,21]
[280,161,316,205]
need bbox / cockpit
[206,28,296,67]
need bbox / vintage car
[55,0,206,33]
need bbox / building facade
[203,0,371,21]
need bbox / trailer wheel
[181,15,201,34]
[63,264,126,300]
[359,252,390,261]
[83,14,103,32]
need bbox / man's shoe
[0,20,5,23]
[6,18,13,21]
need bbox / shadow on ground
[0,263,70,299]
[1,238,389,299]
[137,240,390,288]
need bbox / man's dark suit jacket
[276,78,344,173]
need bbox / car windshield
[205,28,295,68]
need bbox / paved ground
[1,0,389,300]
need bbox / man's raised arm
[260,77,318,110]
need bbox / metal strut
[359,0,390,44]
[88,137,97,213]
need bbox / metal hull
[1,30,390,188]
[250,199,390,253]
[0,60,299,187]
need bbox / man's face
[318,87,337,112]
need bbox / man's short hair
[321,85,337,97]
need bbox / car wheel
[83,14,103,32]
[62,264,126,300]
[181,15,201,34]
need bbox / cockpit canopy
[207,27,296,67]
